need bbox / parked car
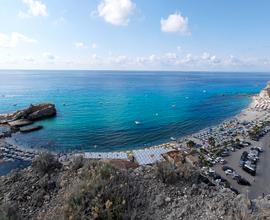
[239,159,245,167]
[232,172,240,179]
[255,146,263,152]
[220,159,227,164]
[225,169,233,175]
[230,187,239,194]
[222,166,234,171]
[220,151,230,157]
[243,163,256,176]
[241,151,248,160]
[237,177,251,186]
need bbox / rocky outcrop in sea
[0,103,57,164]
[0,103,56,124]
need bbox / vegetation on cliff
[0,153,270,220]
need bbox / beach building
[132,147,174,165]
[77,152,129,160]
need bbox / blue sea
[0,70,270,154]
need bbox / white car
[225,169,233,175]
[209,168,215,173]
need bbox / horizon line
[0,68,270,74]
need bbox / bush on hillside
[61,161,146,220]
[71,155,85,171]
[32,152,62,176]
[155,161,199,184]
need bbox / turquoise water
[0,70,269,153]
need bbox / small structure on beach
[132,147,174,166]
[76,152,129,160]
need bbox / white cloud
[92,43,97,49]
[0,32,37,48]
[161,12,189,34]
[19,0,48,17]
[24,56,35,62]
[201,52,211,60]
[165,52,177,59]
[97,0,135,26]
[74,42,86,49]
[43,52,55,60]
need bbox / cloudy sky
[0,0,270,71]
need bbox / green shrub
[155,161,179,184]
[156,161,199,184]
[32,152,62,176]
[71,155,85,171]
[63,161,128,220]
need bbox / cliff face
[0,156,270,220]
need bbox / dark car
[243,164,256,176]
[235,144,244,149]
[198,175,215,186]
[241,151,248,160]
[211,173,222,180]
[239,159,245,167]
[220,152,230,157]
[237,177,251,186]
[230,187,239,195]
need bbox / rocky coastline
[0,103,56,164]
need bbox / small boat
[170,137,176,141]
[134,121,141,125]
[171,104,176,108]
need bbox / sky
[0,0,270,71]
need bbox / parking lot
[214,134,270,198]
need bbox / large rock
[8,119,33,127]
[0,103,56,123]
[20,125,43,133]
[26,104,56,121]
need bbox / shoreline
[0,84,270,193]
[0,92,263,160]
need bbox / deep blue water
[0,70,269,153]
